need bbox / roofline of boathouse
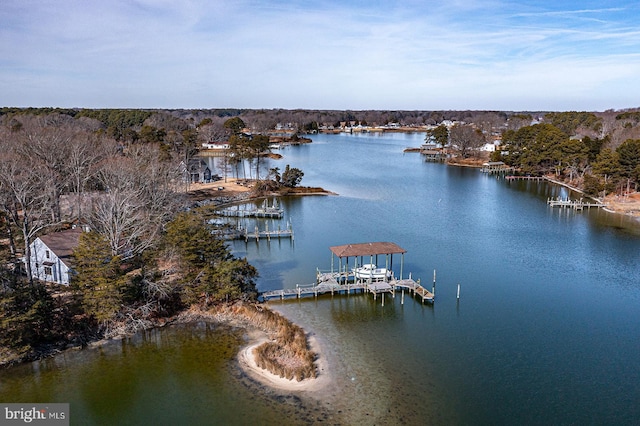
[329,242,407,280]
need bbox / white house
[201,142,229,150]
[28,228,83,285]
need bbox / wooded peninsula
[1,107,639,373]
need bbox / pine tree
[72,232,125,325]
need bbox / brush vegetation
[206,302,317,382]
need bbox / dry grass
[187,302,317,381]
[604,192,640,216]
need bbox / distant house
[201,142,229,150]
[28,228,83,285]
[185,159,212,183]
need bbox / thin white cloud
[1,0,639,110]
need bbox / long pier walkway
[547,197,603,210]
[261,272,434,304]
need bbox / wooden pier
[547,197,603,210]
[262,241,436,304]
[260,275,434,304]
[481,161,515,174]
[240,222,293,241]
[215,199,283,219]
[213,221,293,241]
[505,175,547,181]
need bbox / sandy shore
[237,328,330,393]
[186,178,252,201]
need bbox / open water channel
[2,132,640,425]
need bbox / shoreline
[187,177,337,208]
[177,305,328,394]
[237,329,330,393]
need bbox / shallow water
[0,323,337,425]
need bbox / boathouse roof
[329,242,406,258]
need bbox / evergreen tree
[616,139,640,180]
[425,124,449,148]
[223,117,246,135]
[592,148,623,180]
[72,232,126,325]
[0,280,58,355]
[281,165,304,187]
[162,212,257,306]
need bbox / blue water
[230,132,640,424]
[2,132,640,425]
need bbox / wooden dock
[215,199,283,218]
[547,197,603,210]
[261,275,434,304]
[213,221,293,241]
[240,222,293,241]
[505,175,547,181]
[481,162,515,174]
[261,242,436,305]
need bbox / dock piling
[432,269,436,296]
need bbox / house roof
[38,228,83,266]
[188,159,210,173]
[329,242,407,258]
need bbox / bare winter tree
[65,132,112,223]
[198,121,227,144]
[90,145,182,257]
[0,136,60,284]
[449,123,486,158]
[17,122,75,223]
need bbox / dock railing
[262,270,434,304]
[547,196,603,210]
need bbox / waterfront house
[184,159,212,183]
[28,228,83,285]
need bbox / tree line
[423,111,640,197]
[0,113,258,363]
[494,112,640,197]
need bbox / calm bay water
[2,132,640,425]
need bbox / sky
[2,0,640,111]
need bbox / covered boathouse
[328,241,407,283]
[261,241,434,303]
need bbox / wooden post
[331,253,334,275]
[457,283,460,299]
[432,269,436,296]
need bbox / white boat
[353,264,391,281]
